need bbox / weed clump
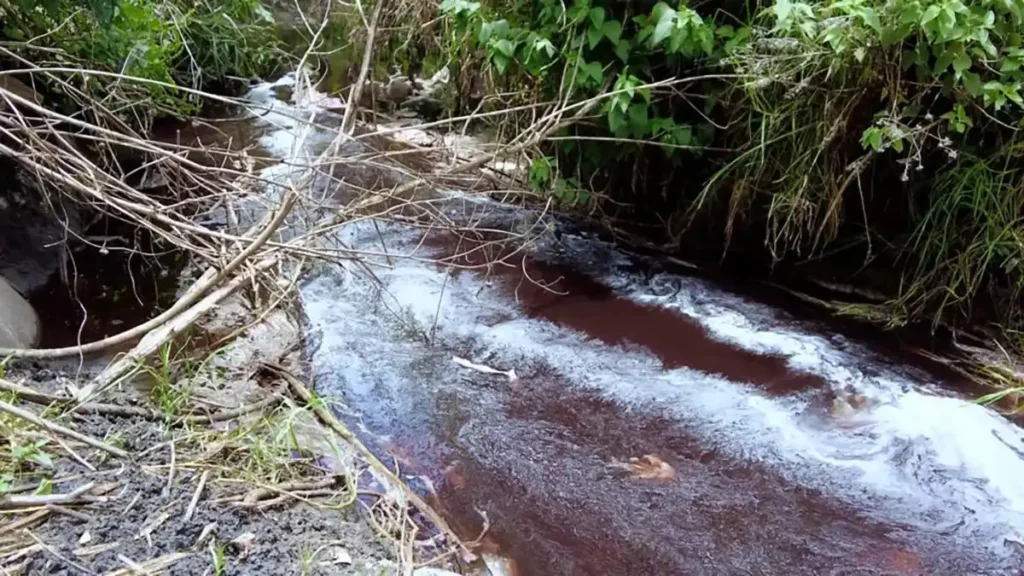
[0,0,284,119]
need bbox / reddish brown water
[302,222,1024,575]
[222,74,1024,574]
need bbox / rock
[0,275,39,348]
[0,172,81,294]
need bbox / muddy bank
[302,210,1024,575]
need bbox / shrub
[434,0,1024,329]
[0,0,283,116]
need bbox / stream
[207,75,1024,573]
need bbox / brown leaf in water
[609,454,677,482]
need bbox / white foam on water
[301,222,1024,559]
[244,72,337,165]
[612,268,1024,523]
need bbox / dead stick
[339,0,386,135]
[0,509,50,536]
[1,482,96,509]
[0,402,127,459]
[264,363,467,553]
[239,477,341,507]
[181,395,282,424]
[44,504,92,523]
[0,379,64,405]
[183,471,209,523]
[1,185,295,362]
[115,554,148,575]
[0,380,161,420]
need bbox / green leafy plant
[0,0,283,119]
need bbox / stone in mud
[0,275,39,348]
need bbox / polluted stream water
[218,74,1024,574]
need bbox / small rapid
[240,74,1024,574]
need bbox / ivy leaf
[603,20,623,44]
[861,127,883,151]
[920,5,941,26]
[494,39,516,58]
[254,4,275,24]
[479,22,494,44]
[934,47,955,74]
[892,138,904,153]
[861,8,881,33]
[962,71,982,96]
[529,157,553,191]
[534,37,557,58]
[674,124,693,146]
[614,40,630,63]
[628,103,649,138]
[30,451,53,469]
[479,20,510,44]
[952,53,971,77]
[651,3,677,46]
[608,106,626,133]
[492,53,511,74]
[589,7,605,29]
[576,60,604,88]
[587,25,604,49]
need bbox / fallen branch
[102,552,191,576]
[183,471,210,523]
[237,477,342,507]
[81,255,282,404]
[181,394,282,425]
[0,401,128,459]
[0,482,96,509]
[44,504,92,523]
[0,509,50,536]
[0,379,64,405]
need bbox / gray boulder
[0,275,39,349]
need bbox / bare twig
[1,482,96,509]
[183,470,210,523]
[0,401,128,459]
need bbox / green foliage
[0,0,282,116]
[438,0,722,207]
[434,0,1024,333]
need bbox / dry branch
[0,401,128,459]
[1,483,97,509]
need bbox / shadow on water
[27,219,185,349]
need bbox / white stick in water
[452,356,518,382]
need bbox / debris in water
[453,356,518,381]
[483,553,518,576]
[608,455,677,482]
